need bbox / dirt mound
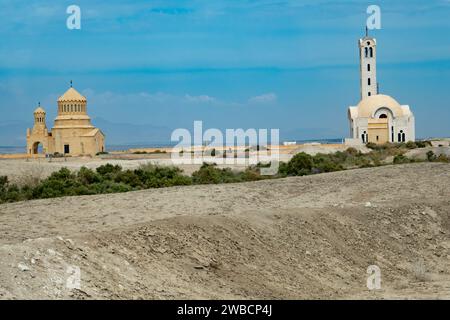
[1,163,449,299]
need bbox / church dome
[34,106,46,114]
[58,87,86,102]
[357,94,403,118]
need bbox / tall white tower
[359,29,378,100]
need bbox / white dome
[357,94,403,118]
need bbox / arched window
[369,47,373,57]
[379,114,387,119]
[398,130,405,142]
[367,64,371,71]
[368,92,371,96]
[368,78,371,85]
[365,47,368,58]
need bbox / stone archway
[32,141,43,154]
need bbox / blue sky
[0,0,449,145]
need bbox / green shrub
[136,163,191,188]
[345,147,359,156]
[426,151,436,162]
[0,176,8,193]
[286,152,313,176]
[393,154,410,164]
[49,167,74,180]
[3,185,22,202]
[312,154,344,173]
[436,154,450,163]
[405,141,417,149]
[277,162,289,177]
[241,167,266,182]
[96,164,122,176]
[77,167,101,185]
[114,170,143,188]
[416,141,431,148]
[192,163,237,184]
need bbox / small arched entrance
[31,141,44,155]
[368,107,394,144]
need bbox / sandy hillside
[0,162,449,299]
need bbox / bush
[0,176,8,191]
[136,163,192,188]
[416,141,431,148]
[192,163,237,184]
[436,154,450,163]
[312,154,344,173]
[345,147,359,156]
[286,152,313,176]
[426,151,436,162]
[77,167,101,185]
[49,167,74,180]
[96,163,122,176]
[114,170,143,188]
[393,154,410,164]
[405,141,417,149]
[241,167,266,182]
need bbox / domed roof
[34,106,45,113]
[58,87,86,102]
[357,94,403,117]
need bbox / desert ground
[0,161,449,299]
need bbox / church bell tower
[359,28,378,100]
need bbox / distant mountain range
[0,121,30,147]
[0,118,344,148]
[0,118,174,147]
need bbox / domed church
[346,32,415,145]
[26,84,105,156]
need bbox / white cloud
[68,89,275,110]
[184,94,217,103]
[248,93,277,104]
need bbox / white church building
[346,33,415,145]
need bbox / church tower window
[367,64,370,71]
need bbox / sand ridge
[0,162,449,299]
